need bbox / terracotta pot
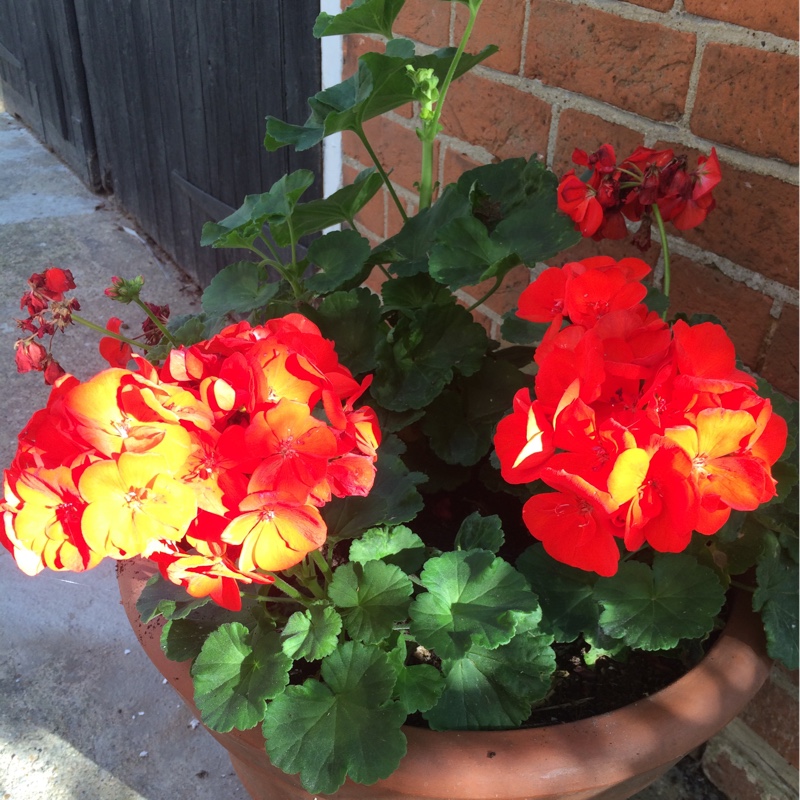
[118,558,770,800]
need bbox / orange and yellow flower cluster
[2,314,380,609]
[494,256,787,576]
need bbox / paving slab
[0,110,242,800]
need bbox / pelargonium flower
[495,257,787,576]
[2,314,381,607]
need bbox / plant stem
[71,314,150,351]
[729,580,756,593]
[311,549,334,585]
[357,128,408,222]
[418,0,482,210]
[134,298,179,347]
[651,203,671,315]
[466,275,503,313]
[266,573,309,602]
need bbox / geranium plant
[3,0,798,796]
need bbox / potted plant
[3,1,797,798]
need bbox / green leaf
[329,561,414,643]
[201,170,315,247]
[192,623,292,732]
[393,663,445,714]
[305,230,372,294]
[348,524,427,573]
[136,574,210,623]
[270,169,383,247]
[265,47,497,152]
[516,544,600,643]
[456,157,580,263]
[595,554,726,651]
[372,301,489,411]
[322,435,426,539]
[201,262,280,316]
[314,0,406,39]
[454,512,505,554]
[385,38,415,58]
[280,605,343,662]
[377,185,471,276]
[423,629,556,730]
[314,288,384,374]
[421,358,528,465]
[409,550,541,658]
[263,641,407,795]
[500,308,551,345]
[161,617,219,662]
[429,216,517,290]
[754,533,799,670]
[379,273,454,313]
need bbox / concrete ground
[0,109,725,799]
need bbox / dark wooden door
[0,0,322,285]
[0,0,100,188]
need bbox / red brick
[668,255,773,369]
[684,0,798,40]
[525,0,696,121]
[440,72,551,160]
[394,0,451,45]
[362,268,389,294]
[739,666,800,768]
[454,0,527,75]
[623,0,674,9]
[692,45,798,164]
[553,109,645,177]
[345,163,385,239]
[441,148,488,187]
[655,144,799,290]
[343,116,438,196]
[703,749,764,800]
[761,306,799,398]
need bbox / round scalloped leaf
[393,663,446,714]
[515,544,600,643]
[328,561,414,644]
[201,262,280,316]
[280,605,343,662]
[306,230,372,294]
[754,533,799,670]
[348,524,427,573]
[454,512,505,554]
[595,554,726,651]
[372,302,489,411]
[409,550,540,658]
[263,641,407,795]
[192,623,291,732]
[423,629,556,730]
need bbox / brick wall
[339,1,799,796]
[342,0,799,401]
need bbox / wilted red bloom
[559,144,721,246]
[141,303,170,345]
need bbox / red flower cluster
[494,256,786,576]
[2,315,380,610]
[557,144,721,246]
[15,267,79,384]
